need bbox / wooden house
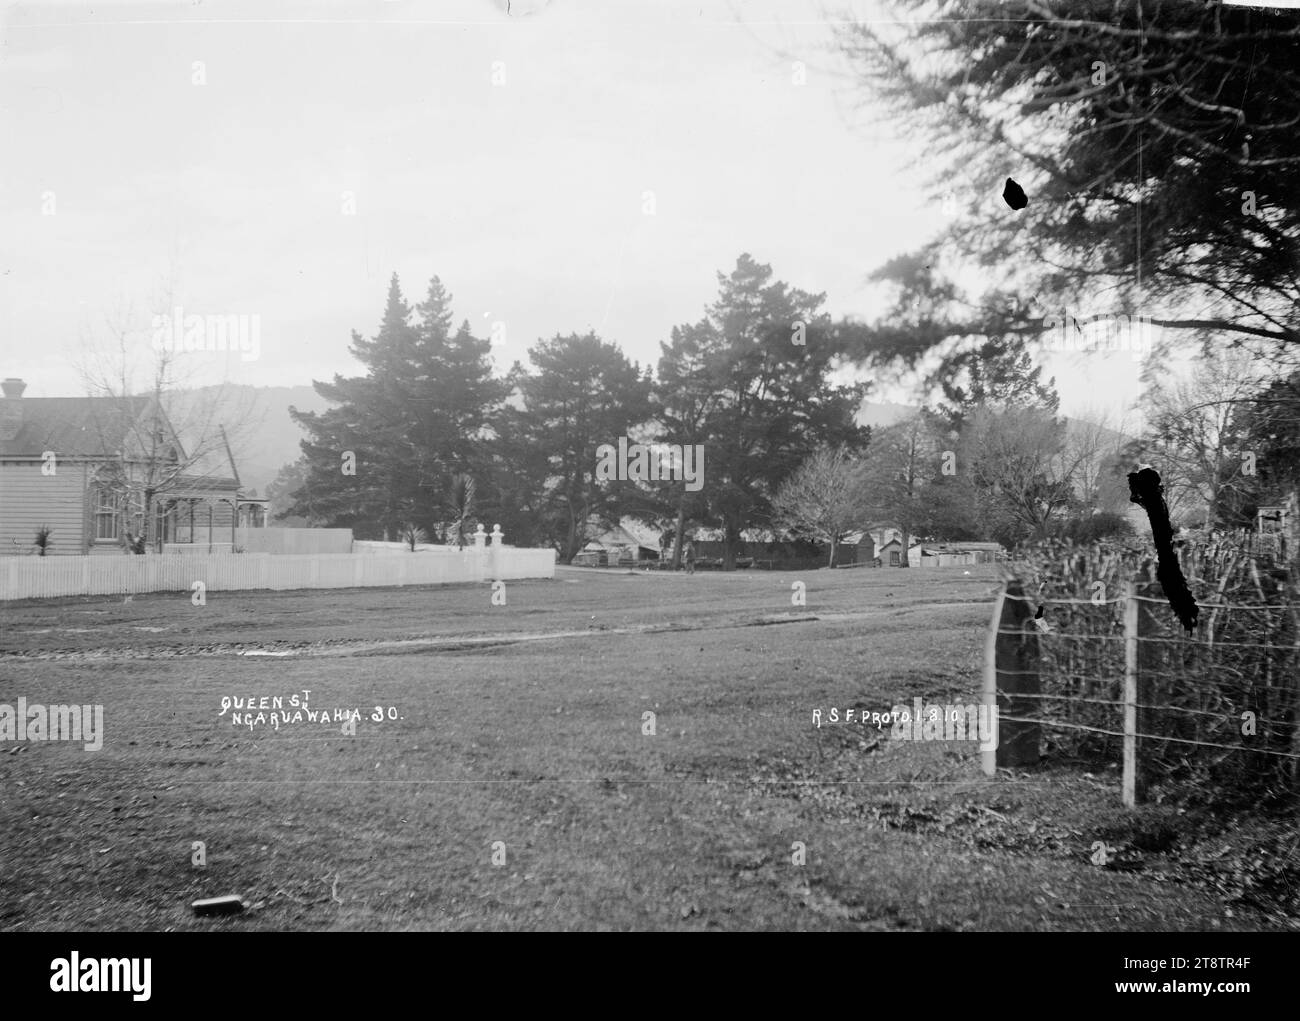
[0,377,250,555]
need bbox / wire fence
[988,536,1300,808]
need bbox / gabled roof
[586,523,644,548]
[617,517,664,548]
[0,396,180,459]
[920,541,1004,552]
[1,392,246,499]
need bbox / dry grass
[0,566,1288,930]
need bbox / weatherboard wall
[0,460,89,556]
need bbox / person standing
[683,538,696,574]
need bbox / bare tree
[1135,349,1272,529]
[76,290,257,552]
[961,405,1080,543]
[770,446,871,567]
[1063,408,1135,519]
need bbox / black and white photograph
[0,0,1297,972]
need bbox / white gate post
[490,523,504,580]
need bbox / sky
[1,0,1155,423]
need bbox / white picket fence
[0,546,556,601]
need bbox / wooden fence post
[1123,580,1159,807]
[981,585,1006,778]
[983,580,1040,774]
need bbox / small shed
[877,538,922,567]
[916,542,1005,567]
[580,523,660,567]
[842,530,876,565]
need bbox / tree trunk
[723,519,740,571]
[672,499,686,570]
[563,497,580,564]
[1203,473,1218,532]
[898,528,910,567]
[827,535,838,568]
[143,489,156,553]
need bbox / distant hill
[186,395,937,494]
[163,388,1139,502]
[166,384,332,496]
[856,399,1135,449]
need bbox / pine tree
[289,273,506,540]
[663,254,869,568]
[507,333,652,562]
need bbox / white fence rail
[236,527,354,555]
[0,546,556,601]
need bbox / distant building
[841,531,876,566]
[876,538,922,567]
[914,541,1005,567]
[871,537,1003,567]
[574,523,660,567]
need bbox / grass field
[0,565,1290,931]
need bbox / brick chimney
[0,378,26,443]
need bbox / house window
[890,551,900,566]
[94,488,119,540]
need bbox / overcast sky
[1,0,1152,423]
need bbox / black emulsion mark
[1127,466,1199,634]
[1002,178,1028,210]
